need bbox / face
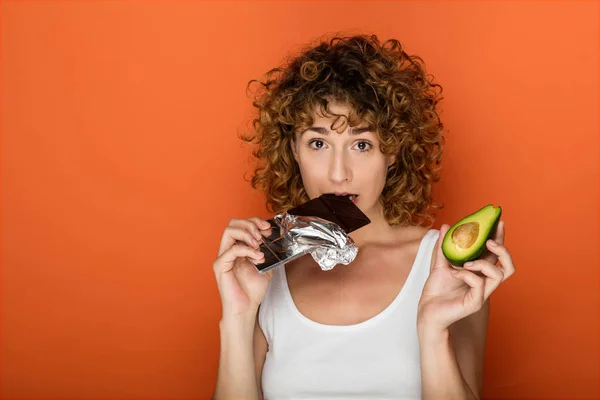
[291,102,395,216]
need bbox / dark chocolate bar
[286,194,370,233]
[253,194,370,274]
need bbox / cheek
[355,159,388,191]
[359,155,388,176]
[296,153,327,193]
[366,171,388,189]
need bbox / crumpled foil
[273,213,358,270]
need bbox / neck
[348,201,398,247]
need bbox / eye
[354,141,372,152]
[308,139,327,150]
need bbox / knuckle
[244,220,260,233]
[231,244,243,252]
[469,297,484,312]
[234,243,253,254]
[223,227,240,241]
[504,261,516,273]
[228,218,239,226]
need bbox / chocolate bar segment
[287,194,370,233]
[255,234,310,274]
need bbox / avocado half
[442,204,502,267]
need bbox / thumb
[432,224,452,271]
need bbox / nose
[328,148,352,184]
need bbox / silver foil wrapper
[273,213,359,271]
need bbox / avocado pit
[452,222,480,250]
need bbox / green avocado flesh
[442,204,502,266]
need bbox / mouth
[329,192,359,204]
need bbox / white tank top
[258,229,440,400]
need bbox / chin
[360,198,384,215]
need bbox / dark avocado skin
[442,205,502,267]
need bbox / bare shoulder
[353,224,433,262]
[357,224,434,272]
[390,224,434,247]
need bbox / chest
[285,245,421,326]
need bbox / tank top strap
[411,228,441,291]
[258,265,286,345]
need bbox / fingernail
[254,232,262,240]
[464,262,474,267]
[488,240,497,247]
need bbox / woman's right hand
[213,217,274,319]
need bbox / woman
[212,34,515,400]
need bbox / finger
[218,227,263,256]
[493,220,505,245]
[248,217,272,233]
[229,218,267,239]
[249,217,275,239]
[432,224,453,271]
[218,218,268,256]
[452,269,485,313]
[481,220,504,265]
[246,246,268,264]
[464,260,504,300]
[213,244,264,275]
[484,239,516,279]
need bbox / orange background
[1,1,598,399]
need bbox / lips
[329,193,359,203]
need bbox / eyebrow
[302,126,371,135]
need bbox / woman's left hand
[417,220,516,332]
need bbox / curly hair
[241,33,445,227]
